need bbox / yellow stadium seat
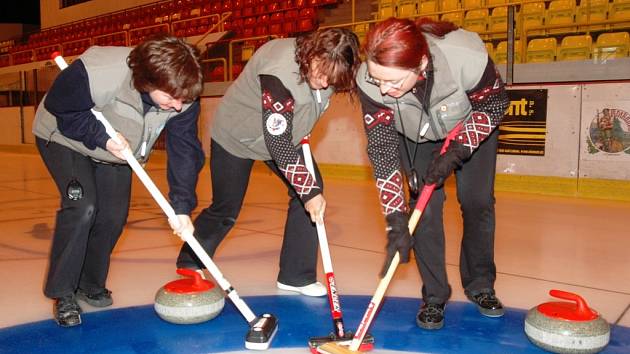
[486,0,506,7]
[489,6,508,39]
[354,23,369,44]
[546,0,577,34]
[593,31,630,60]
[378,1,396,19]
[463,0,484,9]
[398,0,418,17]
[609,0,630,29]
[521,2,546,36]
[464,8,489,35]
[485,41,495,60]
[419,1,439,20]
[442,10,465,26]
[495,39,522,63]
[526,37,557,62]
[577,0,608,31]
[557,34,592,60]
[440,0,461,11]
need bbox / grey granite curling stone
[524,289,610,353]
[154,268,225,324]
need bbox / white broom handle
[301,137,333,272]
[53,53,257,323]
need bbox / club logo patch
[266,113,287,136]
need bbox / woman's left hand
[305,194,326,224]
[168,214,195,241]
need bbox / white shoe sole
[277,282,327,297]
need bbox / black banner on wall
[498,89,548,156]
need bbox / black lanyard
[396,78,429,197]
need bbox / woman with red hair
[356,17,509,330]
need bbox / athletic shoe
[467,290,504,317]
[277,281,327,297]
[54,295,82,327]
[76,288,113,307]
[416,303,445,330]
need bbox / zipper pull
[316,89,322,104]
[141,141,147,157]
[420,123,430,137]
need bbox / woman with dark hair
[356,17,509,330]
[33,35,205,327]
[176,28,360,297]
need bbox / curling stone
[524,289,610,353]
[154,268,225,324]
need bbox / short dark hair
[295,28,360,93]
[127,35,203,102]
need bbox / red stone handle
[549,289,596,318]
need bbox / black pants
[36,138,131,299]
[176,140,321,286]
[400,130,499,305]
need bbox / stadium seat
[297,17,316,32]
[285,9,299,20]
[609,0,630,29]
[463,0,483,10]
[419,1,439,20]
[280,0,294,9]
[398,0,418,17]
[495,39,522,63]
[440,0,461,11]
[378,1,396,19]
[283,20,297,34]
[557,34,592,61]
[526,37,557,62]
[463,8,489,35]
[353,23,369,43]
[546,0,577,34]
[485,41,495,60]
[521,1,546,36]
[486,0,506,6]
[593,31,630,60]
[576,0,608,31]
[489,6,508,39]
[0,54,10,67]
[441,10,465,26]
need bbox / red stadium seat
[280,0,294,9]
[270,12,284,23]
[283,20,296,33]
[254,25,268,36]
[297,17,315,32]
[269,22,283,35]
[285,9,299,20]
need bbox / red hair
[363,17,458,70]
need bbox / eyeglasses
[365,69,415,90]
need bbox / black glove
[424,140,471,187]
[381,211,414,277]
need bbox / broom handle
[52,53,258,323]
[301,136,346,337]
[349,122,463,351]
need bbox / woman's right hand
[105,132,130,160]
[305,194,326,225]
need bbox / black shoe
[416,303,445,330]
[76,288,113,307]
[468,290,504,317]
[53,295,82,327]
